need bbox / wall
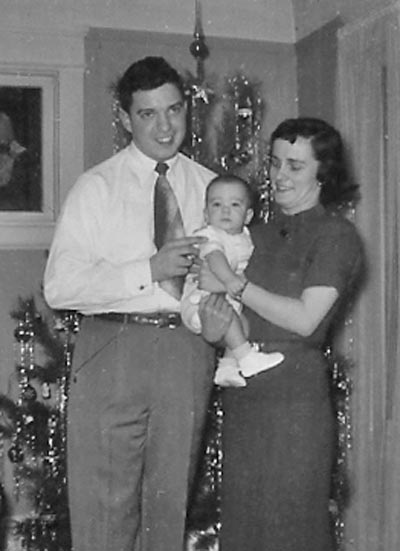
[0,27,86,211]
[85,28,297,168]
[0,252,49,393]
[0,25,85,392]
[296,18,342,126]
[0,0,296,43]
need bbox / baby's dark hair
[206,174,255,209]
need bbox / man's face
[120,83,187,162]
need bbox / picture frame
[0,67,59,249]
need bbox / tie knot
[155,162,169,176]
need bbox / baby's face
[205,181,253,235]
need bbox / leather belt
[254,340,321,353]
[93,311,181,329]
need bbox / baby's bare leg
[213,312,247,387]
[225,313,284,377]
[224,311,247,350]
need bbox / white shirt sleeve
[44,174,153,312]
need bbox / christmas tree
[0,297,78,551]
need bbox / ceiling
[0,0,394,43]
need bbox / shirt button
[139,285,145,291]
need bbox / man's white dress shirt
[44,143,215,314]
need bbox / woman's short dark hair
[270,117,358,207]
[116,56,185,113]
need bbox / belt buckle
[160,313,179,329]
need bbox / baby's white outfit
[181,224,284,387]
[181,224,254,334]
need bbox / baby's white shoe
[239,350,284,378]
[214,357,247,388]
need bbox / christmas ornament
[7,445,24,464]
[41,382,51,400]
[21,384,37,403]
[14,321,33,343]
[190,0,209,83]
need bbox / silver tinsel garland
[0,299,78,551]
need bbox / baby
[181,174,284,387]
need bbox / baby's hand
[225,276,245,297]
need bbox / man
[44,56,217,551]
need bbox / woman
[198,117,363,551]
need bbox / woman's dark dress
[219,205,363,551]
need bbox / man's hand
[150,236,207,282]
[198,293,234,344]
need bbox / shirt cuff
[122,259,154,296]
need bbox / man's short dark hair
[116,56,186,113]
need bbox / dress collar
[275,204,324,221]
[274,204,325,233]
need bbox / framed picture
[0,67,59,248]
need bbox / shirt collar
[127,142,180,174]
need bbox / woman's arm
[237,217,364,337]
[199,256,338,337]
[241,282,338,337]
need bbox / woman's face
[269,136,321,215]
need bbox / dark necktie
[154,162,185,299]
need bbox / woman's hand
[198,258,226,293]
[198,293,234,344]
